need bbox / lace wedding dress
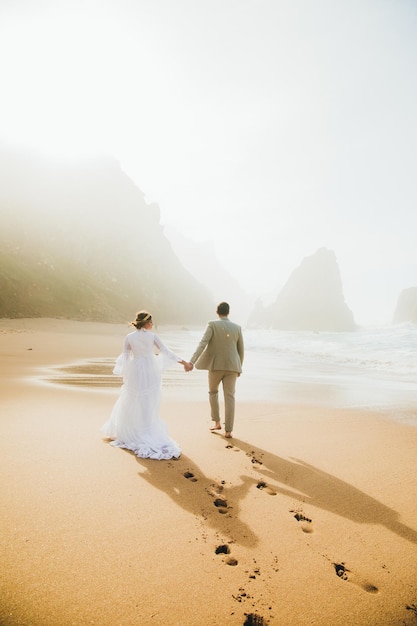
[101,329,182,460]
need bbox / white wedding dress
[101,329,182,460]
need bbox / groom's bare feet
[210,422,221,431]
[225,432,232,438]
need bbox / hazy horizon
[1,0,416,325]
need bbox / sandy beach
[1,319,417,626]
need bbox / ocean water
[161,323,417,426]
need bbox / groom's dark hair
[217,302,230,316]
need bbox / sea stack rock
[393,287,417,324]
[250,248,356,331]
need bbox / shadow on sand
[131,451,259,548]
[229,437,417,546]
[114,436,417,548]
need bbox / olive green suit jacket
[190,318,244,372]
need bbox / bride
[101,311,191,460]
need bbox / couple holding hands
[101,302,244,460]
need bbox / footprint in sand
[183,471,197,482]
[215,544,237,565]
[244,614,267,626]
[213,497,229,514]
[256,481,277,496]
[215,544,231,555]
[206,482,225,498]
[206,481,230,514]
[246,451,263,465]
[406,604,417,616]
[333,562,379,594]
[291,509,314,533]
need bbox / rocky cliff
[248,248,356,331]
[0,146,213,324]
[393,287,417,324]
[163,225,254,324]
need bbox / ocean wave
[244,323,417,379]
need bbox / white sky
[1,0,416,324]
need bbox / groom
[188,302,244,438]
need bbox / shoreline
[1,319,417,625]
[2,317,417,420]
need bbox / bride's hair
[131,310,152,329]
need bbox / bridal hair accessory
[137,313,151,322]
[131,311,153,328]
